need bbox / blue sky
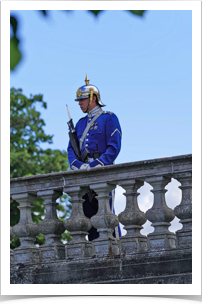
[10,9,192,165]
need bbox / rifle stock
[67,117,89,163]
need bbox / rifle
[66,105,98,203]
[66,105,90,163]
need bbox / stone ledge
[10,248,192,284]
[10,154,192,182]
[91,273,192,284]
[10,154,192,196]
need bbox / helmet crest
[85,74,90,86]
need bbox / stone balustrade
[10,154,192,284]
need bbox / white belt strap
[79,109,103,150]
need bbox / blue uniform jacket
[67,111,122,169]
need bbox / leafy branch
[10,10,146,71]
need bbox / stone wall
[10,154,192,284]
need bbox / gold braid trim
[76,88,100,101]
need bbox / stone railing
[10,154,192,284]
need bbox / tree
[10,88,72,248]
[10,10,146,71]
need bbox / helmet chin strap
[85,101,91,113]
[85,89,94,113]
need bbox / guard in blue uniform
[67,74,122,241]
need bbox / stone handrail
[10,154,192,265]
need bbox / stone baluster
[90,183,120,257]
[37,190,65,261]
[118,179,147,253]
[64,186,93,259]
[173,172,192,248]
[12,193,39,263]
[145,176,176,251]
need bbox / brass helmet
[75,74,106,107]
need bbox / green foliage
[10,200,20,227]
[10,236,20,250]
[89,10,146,17]
[56,193,71,221]
[35,233,46,246]
[10,88,71,248]
[129,10,145,17]
[31,197,46,224]
[10,37,21,71]
[89,10,103,16]
[40,10,48,16]
[10,88,69,178]
[10,10,146,71]
[10,16,21,71]
[61,230,72,243]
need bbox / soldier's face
[78,95,97,113]
[78,98,90,113]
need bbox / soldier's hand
[80,163,90,170]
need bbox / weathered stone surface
[10,248,192,284]
[10,155,192,284]
[90,183,120,257]
[12,194,38,244]
[11,193,39,264]
[64,186,91,234]
[10,155,192,196]
[90,183,119,236]
[64,186,93,259]
[37,190,65,261]
[118,179,147,253]
[173,172,192,248]
[145,176,176,251]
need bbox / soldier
[67,74,122,241]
